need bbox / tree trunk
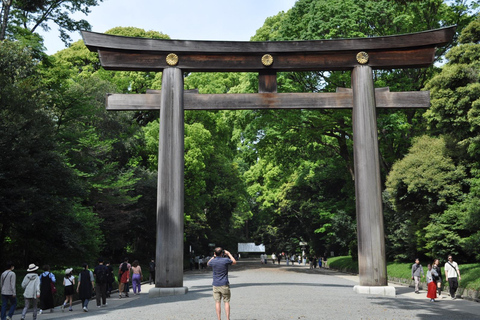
[0,0,12,41]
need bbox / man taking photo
[207,247,236,320]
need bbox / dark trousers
[95,283,107,306]
[149,271,155,284]
[448,277,458,298]
[1,295,17,320]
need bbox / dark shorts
[213,285,231,302]
[64,285,74,296]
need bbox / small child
[426,263,438,302]
[62,268,75,311]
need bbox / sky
[40,0,298,55]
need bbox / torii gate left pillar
[151,67,188,296]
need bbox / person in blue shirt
[207,247,237,320]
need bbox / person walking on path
[271,253,276,265]
[93,258,108,308]
[432,259,443,298]
[445,255,461,299]
[426,264,438,302]
[207,247,237,320]
[411,259,424,294]
[118,258,130,298]
[77,263,94,312]
[105,261,114,297]
[61,268,75,312]
[149,259,155,285]
[131,260,143,295]
[1,261,17,320]
[39,265,56,314]
[21,264,40,320]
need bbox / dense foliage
[1,0,480,270]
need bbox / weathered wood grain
[97,47,437,72]
[82,26,455,53]
[106,90,429,110]
[258,71,277,93]
[156,67,185,288]
[352,65,387,287]
[82,27,455,72]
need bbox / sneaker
[102,303,108,307]
[83,307,88,312]
[97,305,101,308]
[69,308,73,312]
[39,309,43,314]
[6,316,11,320]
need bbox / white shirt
[444,261,459,278]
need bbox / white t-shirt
[64,275,74,287]
[444,261,459,278]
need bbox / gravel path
[26,260,479,320]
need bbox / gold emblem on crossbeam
[261,54,274,66]
[356,52,369,64]
[166,53,179,66]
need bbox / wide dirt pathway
[31,259,479,319]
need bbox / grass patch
[328,256,358,273]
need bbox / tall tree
[0,40,103,265]
[1,0,102,45]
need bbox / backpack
[96,266,107,284]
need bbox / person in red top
[118,258,130,298]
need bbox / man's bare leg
[224,301,230,320]
[215,300,222,320]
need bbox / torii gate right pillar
[352,65,393,296]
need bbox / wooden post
[351,66,388,289]
[151,67,188,296]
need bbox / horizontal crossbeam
[106,89,429,111]
[82,27,455,72]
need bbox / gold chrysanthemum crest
[166,53,179,66]
[261,54,274,66]
[356,51,369,64]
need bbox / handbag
[49,272,57,294]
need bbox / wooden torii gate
[82,26,455,297]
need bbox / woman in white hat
[21,264,40,320]
[61,268,75,312]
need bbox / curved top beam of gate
[82,26,455,72]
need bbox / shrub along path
[16,259,480,319]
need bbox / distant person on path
[271,253,276,264]
[277,254,281,265]
[62,268,75,312]
[290,254,295,265]
[131,260,143,295]
[207,247,237,320]
[445,255,461,299]
[77,263,94,312]
[93,258,108,307]
[411,259,424,294]
[149,258,155,285]
[118,258,131,298]
[21,263,40,320]
[432,259,443,298]
[105,261,114,297]
[426,264,438,302]
[39,265,56,314]
[1,261,17,320]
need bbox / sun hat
[65,268,73,274]
[27,264,39,272]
